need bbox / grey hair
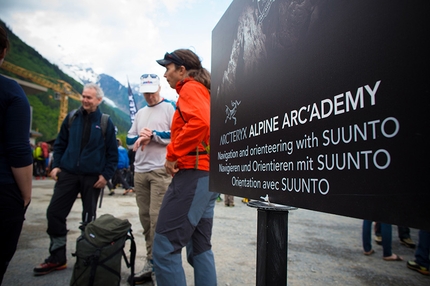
[84,83,104,99]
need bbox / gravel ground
[2,179,429,285]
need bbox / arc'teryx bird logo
[225,100,241,125]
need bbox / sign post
[248,201,296,286]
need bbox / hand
[164,159,179,176]
[24,198,31,208]
[93,175,107,189]
[23,199,31,214]
[139,127,152,138]
[133,136,151,151]
[50,167,61,180]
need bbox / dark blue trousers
[363,220,393,257]
[415,230,430,268]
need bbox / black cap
[156,52,189,70]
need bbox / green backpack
[70,214,136,286]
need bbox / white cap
[139,74,160,93]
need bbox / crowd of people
[1,43,220,286]
[1,23,429,286]
[106,138,134,196]
[31,141,52,180]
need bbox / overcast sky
[0,0,233,99]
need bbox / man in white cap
[126,74,175,284]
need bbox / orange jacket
[166,78,210,171]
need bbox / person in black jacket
[0,25,33,284]
[33,83,118,276]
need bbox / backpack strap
[88,248,102,286]
[68,109,78,130]
[176,105,210,169]
[123,230,136,284]
[177,104,186,123]
[100,113,110,139]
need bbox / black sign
[210,0,430,230]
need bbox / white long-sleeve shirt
[126,99,175,173]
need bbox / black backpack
[70,214,136,286]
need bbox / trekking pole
[99,187,104,208]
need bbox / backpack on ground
[70,214,136,286]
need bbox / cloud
[0,0,232,94]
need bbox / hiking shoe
[374,235,382,245]
[33,259,67,276]
[108,190,115,196]
[134,260,153,284]
[123,188,133,195]
[407,260,429,275]
[400,238,416,248]
[133,271,152,285]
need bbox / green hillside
[0,19,131,141]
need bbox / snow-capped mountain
[64,64,99,84]
[60,62,145,113]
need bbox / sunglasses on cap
[141,74,158,79]
[156,52,189,70]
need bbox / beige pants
[134,168,172,260]
[224,194,234,205]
